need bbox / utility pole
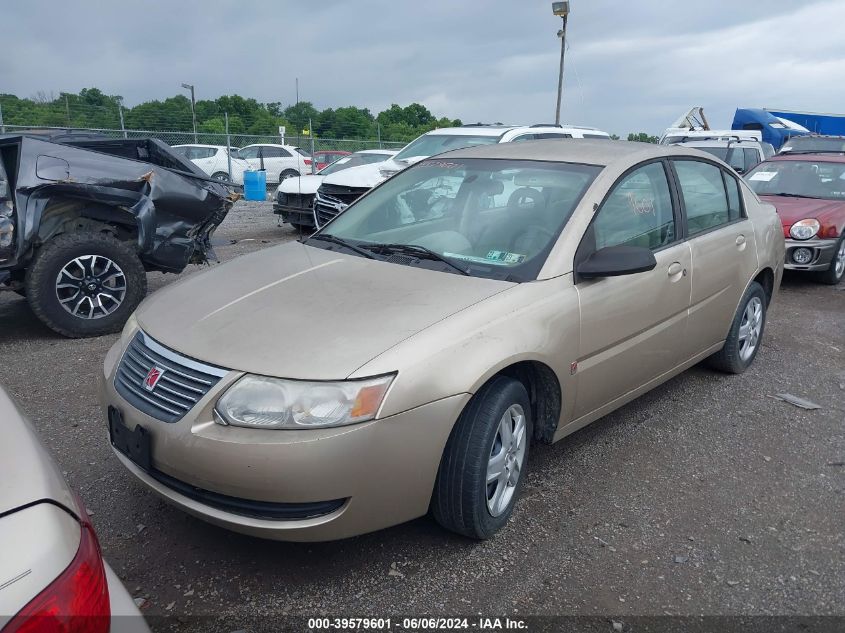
[225,111,232,178]
[377,122,382,149]
[181,83,198,142]
[552,2,571,126]
[118,98,127,138]
[0,103,5,134]
[309,118,316,175]
[65,94,71,127]
[295,78,299,106]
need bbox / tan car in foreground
[99,140,784,541]
[0,386,149,632]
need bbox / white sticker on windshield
[749,171,777,182]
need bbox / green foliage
[0,88,461,143]
[627,132,659,144]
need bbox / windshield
[746,160,845,200]
[309,158,601,281]
[393,134,500,162]
[780,136,845,154]
[319,152,393,175]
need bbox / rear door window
[673,160,738,235]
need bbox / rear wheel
[707,281,767,374]
[432,376,532,539]
[279,169,299,183]
[210,171,229,181]
[25,232,147,338]
[815,235,845,285]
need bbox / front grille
[314,184,369,228]
[277,191,313,209]
[319,183,370,206]
[114,331,228,423]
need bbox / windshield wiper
[307,234,380,260]
[365,243,471,276]
[766,192,824,199]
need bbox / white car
[239,144,311,185]
[0,386,149,632]
[671,137,775,174]
[274,149,397,230]
[313,124,611,228]
[172,144,251,183]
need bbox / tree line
[0,88,463,143]
[0,88,660,143]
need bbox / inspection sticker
[749,171,777,182]
[486,250,526,264]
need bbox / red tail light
[304,159,312,166]
[3,499,110,633]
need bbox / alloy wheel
[738,296,763,362]
[486,404,527,517]
[835,239,845,279]
[55,255,127,319]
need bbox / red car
[304,150,351,172]
[745,153,845,284]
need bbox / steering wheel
[507,187,544,210]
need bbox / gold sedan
[99,140,784,541]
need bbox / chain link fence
[1,125,406,153]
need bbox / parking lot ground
[1,201,843,632]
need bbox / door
[574,161,692,418]
[671,159,758,357]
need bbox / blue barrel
[243,170,266,201]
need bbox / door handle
[667,262,685,277]
[736,235,746,246]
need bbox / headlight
[790,218,820,240]
[216,374,395,429]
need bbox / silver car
[0,386,148,632]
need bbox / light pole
[552,2,570,126]
[181,82,198,142]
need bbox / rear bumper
[783,238,838,271]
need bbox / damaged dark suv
[0,135,235,337]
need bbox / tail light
[3,497,110,633]
[304,159,312,166]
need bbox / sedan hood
[0,387,76,515]
[760,195,845,236]
[136,242,512,379]
[277,174,324,195]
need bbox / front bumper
[272,202,316,228]
[99,338,467,541]
[783,238,838,271]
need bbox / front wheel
[432,376,532,539]
[707,281,767,374]
[279,169,299,183]
[815,236,845,285]
[210,171,229,181]
[25,231,147,338]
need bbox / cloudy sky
[2,0,844,136]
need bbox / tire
[279,169,299,183]
[289,223,310,233]
[432,376,532,539]
[210,171,229,181]
[25,231,147,338]
[814,235,845,285]
[707,281,767,374]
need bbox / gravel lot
[1,201,843,631]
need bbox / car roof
[768,153,845,164]
[679,139,759,147]
[424,124,607,138]
[173,144,226,149]
[356,149,398,155]
[440,138,686,166]
[242,143,299,148]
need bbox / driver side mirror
[577,245,657,279]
